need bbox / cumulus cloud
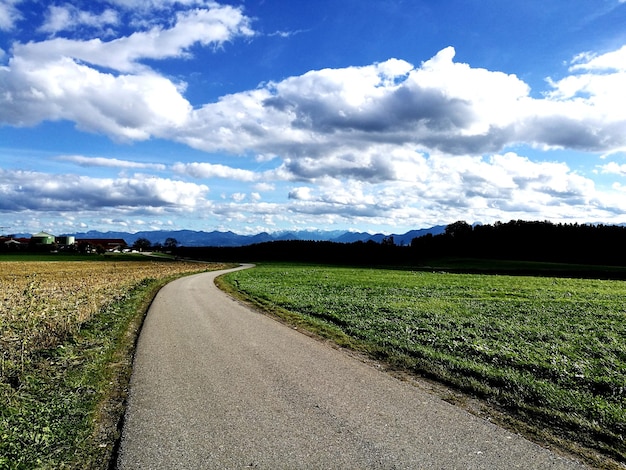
[8,146,611,232]
[279,151,600,223]
[0,2,253,138]
[2,1,626,234]
[254,182,275,192]
[288,187,313,201]
[0,169,209,212]
[167,148,598,233]
[3,21,626,163]
[176,45,626,162]
[1,57,192,138]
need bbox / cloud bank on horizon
[1,0,626,235]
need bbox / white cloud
[253,182,275,192]
[14,4,253,74]
[1,56,192,138]
[599,161,626,176]
[172,162,259,181]
[569,44,626,72]
[288,187,313,201]
[3,24,626,159]
[0,169,209,212]
[2,17,626,234]
[105,0,207,9]
[267,150,605,228]
[268,29,308,38]
[0,2,254,141]
[40,4,119,35]
[0,0,22,31]
[6,147,616,233]
[177,45,626,161]
[58,155,167,170]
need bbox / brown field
[0,259,230,468]
[0,260,221,381]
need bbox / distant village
[0,231,129,254]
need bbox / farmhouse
[75,238,128,252]
[0,237,29,249]
[0,231,128,253]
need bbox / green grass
[221,263,626,465]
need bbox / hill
[61,226,447,247]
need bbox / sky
[1,0,626,236]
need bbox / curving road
[116,265,587,469]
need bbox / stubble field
[222,264,626,466]
[1,259,227,469]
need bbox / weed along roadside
[218,263,626,469]
[0,259,231,469]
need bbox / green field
[221,264,626,464]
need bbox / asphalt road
[116,265,587,469]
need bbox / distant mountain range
[33,226,447,247]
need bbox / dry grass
[0,260,215,384]
[1,259,229,468]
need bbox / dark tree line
[174,220,626,268]
[176,239,410,266]
[410,220,626,265]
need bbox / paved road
[116,265,587,469]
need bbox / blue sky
[1,0,626,235]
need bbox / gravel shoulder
[116,265,588,469]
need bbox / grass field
[221,264,626,465]
[0,259,229,469]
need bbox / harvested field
[0,259,228,469]
[1,260,216,379]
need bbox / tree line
[412,220,626,265]
[174,220,626,268]
[5,220,623,268]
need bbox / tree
[133,237,152,252]
[381,235,395,246]
[445,220,472,238]
[164,237,179,249]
